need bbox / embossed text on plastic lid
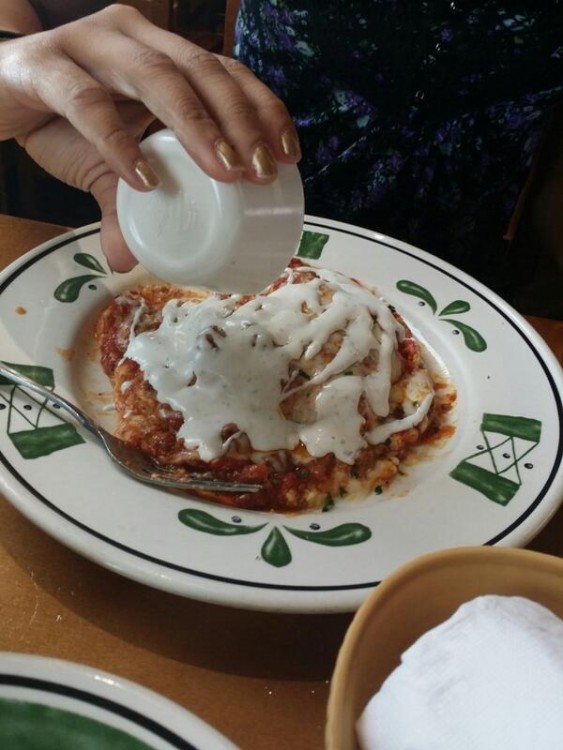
[116,129,305,293]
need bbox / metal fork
[0,362,260,494]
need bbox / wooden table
[0,213,562,749]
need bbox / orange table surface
[0,213,562,750]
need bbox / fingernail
[216,140,243,171]
[251,144,277,179]
[281,129,301,160]
[135,159,160,189]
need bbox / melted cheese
[124,267,434,463]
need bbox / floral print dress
[234,1,563,297]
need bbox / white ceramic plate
[0,218,562,613]
[0,652,238,749]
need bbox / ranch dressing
[124,267,434,463]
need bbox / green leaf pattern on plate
[296,230,330,260]
[395,280,438,313]
[178,507,372,568]
[439,300,471,316]
[450,413,541,504]
[261,527,292,567]
[178,508,267,536]
[0,363,54,388]
[54,274,106,303]
[440,318,487,352]
[396,280,487,351]
[10,424,84,459]
[73,252,107,274]
[286,523,371,546]
[54,253,108,303]
[0,362,84,458]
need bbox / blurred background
[0,0,561,318]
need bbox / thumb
[90,102,157,272]
[90,170,137,272]
[19,102,156,272]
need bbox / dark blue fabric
[234,1,563,295]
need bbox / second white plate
[0,652,238,749]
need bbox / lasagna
[96,260,449,511]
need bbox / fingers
[218,55,302,164]
[133,45,281,183]
[20,111,136,270]
[94,172,137,273]
[61,25,245,182]
[135,44,274,183]
[5,4,301,194]
[92,100,155,271]
[26,51,160,192]
[62,5,300,183]
[167,48,298,183]
[20,100,154,271]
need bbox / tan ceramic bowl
[326,545,563,750]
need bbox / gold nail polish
[216,140,243,171]
[281,130,302,160]
[252,144,277,179]
[135,159,160,189]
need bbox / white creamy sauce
[124,267,434,463]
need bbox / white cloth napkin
[357,595,563,750]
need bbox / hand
[0,4,301,269]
